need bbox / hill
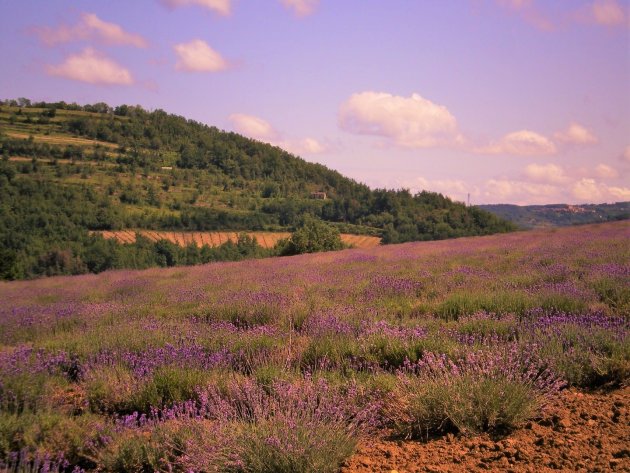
[479,202,630,229]
[0,99,514,279]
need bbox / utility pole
[467,193,470,207]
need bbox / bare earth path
[342,387,629,473]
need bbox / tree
[280,215,343,255]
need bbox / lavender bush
[387,345,564,437]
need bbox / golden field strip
[5,131,119,148]
[94,230,382,249]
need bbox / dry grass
[5,131,118,148]
[93,230,381,249]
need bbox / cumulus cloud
[286,138,328,155]
[594,164,620,179]
[524,163,569,184]
[229,113,327,155]
[46,48,133,85]
[229,113,278,141]
[476,130,557,156]
[494,0,554,31]
[554,122,598,145]
[280,0,320,16]
[339,92,461,149]
[591,0,628,26]
[415,177,471,202]
[33,13,148,48]
[484,178,560,204]
[174,39,229,72]
[160,0,231,15]
[573,0,629,28]
[572,178,630,202]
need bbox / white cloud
[554,122,598,145]
[174,39,229,72]
[161,0,231,15]
[524,163,569,184]
[229,113,278,141]
[285,137,328,155]
[484,178,561,204]
[339,91,461,148]
[33,13,148,48]
[417,178,470,202]
[594,163,620,179]
[280,0,320,16]
[572,178,630,202]
[229,113,327,155]
[592,0,627,26]
[46,48,133,85]
[476,130,557,156]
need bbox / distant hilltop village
[479,202,629,229]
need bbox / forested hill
[0,99,515,279]
[479,203,630,229]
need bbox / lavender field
[1,222,628,472]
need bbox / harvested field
[93,229,382,249]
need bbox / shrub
[187,377,380,473]
[132,367,214,413]
[96,420,208,472]
[86,366,138,414]
[592,277,630,313]
[0,410,101,468]
[521,313,630,388]
[436,291,533,321]
[300,335,361,372]
[386,347,563,437]
[279,216,343,256]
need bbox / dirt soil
[342,387,630,473]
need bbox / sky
[1,0,629,205]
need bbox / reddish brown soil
[342,387,630,473]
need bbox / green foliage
[233,419,357,473]
[532,326,630,388]
[0,410,100,468]
[592,277,630,313]
[95,421,197,472]
[436,291,534,321]
[300,335,360,372]
[388,376,537,438]
[280,216,344,255]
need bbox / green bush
[436,291,533,321]
[279,216,343,256]
[387,375,538,437]
[234,419,357,473]
[96,420,200,472]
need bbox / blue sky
[1,0,629,204]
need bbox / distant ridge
[479,202,630,229]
